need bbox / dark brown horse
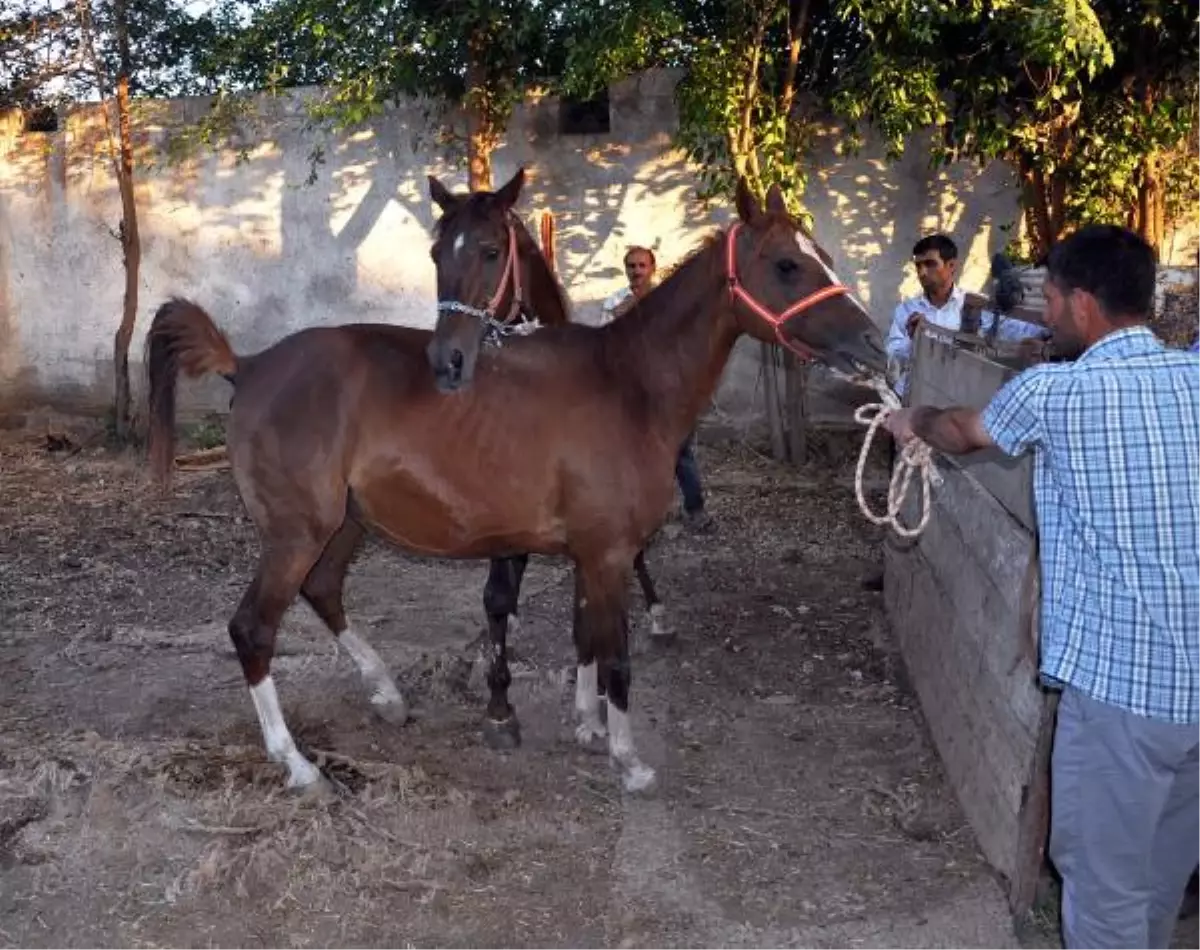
[146,173,886,794]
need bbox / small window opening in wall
[559,90,611,136]
[22,105,59,134]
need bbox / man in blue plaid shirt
[885,224,1199,949]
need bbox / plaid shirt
[982,327,1199,723]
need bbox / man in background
[886,234,1048,397]
[601,245,657,322]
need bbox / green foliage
[1069,95,1198,228]
[0,0,226,110]
[207,0,565,176]
[831,0,1198,255]
[833,0,1113,163]
[674,31,810,220]
[556,0,688,99]
[559,0,853,220]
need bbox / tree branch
[779,0,812,119]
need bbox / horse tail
[145,297,239,487]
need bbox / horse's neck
[518,232,571,327]
[617,240,743,444]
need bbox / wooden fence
[883,329,1055,917]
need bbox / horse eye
[483,245,501,261]
[776,259,799,277]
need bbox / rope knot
[853,389,941,539]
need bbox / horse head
[426,167,567,392]
[722,177,887,380]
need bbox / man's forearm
[909,406,992,455]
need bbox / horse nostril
[450,350,465,376]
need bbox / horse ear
[765,182,788,215]
[735,177,761,223]
[494,166,526,210]
[428,175,458,212]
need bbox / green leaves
[831,0,1197,256]
[0,0,225,110]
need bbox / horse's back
[226,323,432,490]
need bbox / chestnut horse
[425,172,885,790]
[145,174,885,794]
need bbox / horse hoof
[647,604,672,640]
[483,715,522,750]
[293,775,337,802]
[284,759,326,794]
[574,721,607,747]
[620,762,657,794]
[370,694,410,726]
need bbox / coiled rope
[853,380,942,539]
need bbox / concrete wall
[1,68,1194,423]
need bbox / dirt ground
[0,417,1077,948]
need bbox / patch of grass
[182,418,227,451]
[1014,873,1061,948]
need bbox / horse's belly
[352,468,567,558]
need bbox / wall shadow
[0,70,1057,424]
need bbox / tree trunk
[729,16,768,191]
[1018,155,1055,262]
[1135,154,1165,260]
[783,351,808,465]
[762,343,786,460]
[779,0,812,119]
[466,112,493,192]
[465,35,492,191]
[112,2,139,443]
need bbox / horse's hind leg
[301,518,407,725]
[229,541,330,790]
[479,555,528,750]
[575,554,656,793]
[633,549,670,640]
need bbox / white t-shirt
[597,286,633,327]
[885,284,1046,394]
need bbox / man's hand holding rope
[852,378,999,539]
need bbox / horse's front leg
[479,555,528,749]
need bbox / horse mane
[511,216,572,325]
[651,231,726,285]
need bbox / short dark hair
[624,246,656,268]
[1046,225,1156,318]
[912,234,958,262]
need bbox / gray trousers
[1050,686,1199,948]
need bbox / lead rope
[852,380,942,539]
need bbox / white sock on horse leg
[249,676,321,788]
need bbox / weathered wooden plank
[1011,691,1059,916]
[963,291,1048,329]
[903,465,1043,770]
[909,333,1036,531]
[885,540,1020,877]
[886,450,1054,916]
[914,465,1033,626]
[886,293,1073,917]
